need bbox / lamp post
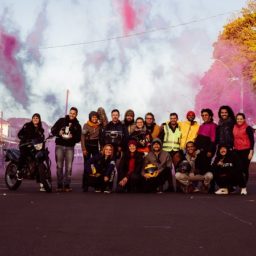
[214,58,244,112]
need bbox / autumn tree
[195,0,256,119]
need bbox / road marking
[218,209,254,226]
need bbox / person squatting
[17,106,255,195]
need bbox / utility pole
[65,89,69,115]
[0,111,3,145]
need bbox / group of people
[16,105,255,195]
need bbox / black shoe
[104,186,111,194]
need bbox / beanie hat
[128,139,137,147]
[186,111,195,118]
[151,138,162,150]
[125,109,135,118]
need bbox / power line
[40,10,240,50]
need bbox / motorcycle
[4,136,53,192]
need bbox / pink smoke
[195,40,256,121]
[114,0,142,34]
[25,3,48,65]
[0,26,28,105]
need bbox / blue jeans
[55,145,74,187]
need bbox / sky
[0,0,250,125]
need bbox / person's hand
[82,150,87,156]
[207,152,212,158]
[217,160,223,166]
[248,150,253,160]
[104,176,109,182]
[59,130,64,136]
[143,173,151,179]
[119,177,128,187]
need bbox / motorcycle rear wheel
[38,163,52,193]
[5,162,22,190]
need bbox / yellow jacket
[178,121,199,150]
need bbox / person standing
[144,112,160,139]
[122,109,136,136]
[51,107,82,192]
[81,111,101,191]
[179,111,199,151]
[81,111,101,161]
[233,113,254,185]
[195,109,217,172]
[159,112,182,168]
[101,109,127,159]
[216,105,236,150]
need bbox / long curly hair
[97,107,108,127]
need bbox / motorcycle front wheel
[38,163,52,193]
[5,162,22,190]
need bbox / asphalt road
[1,176,256,256]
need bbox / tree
[195,0,256,119]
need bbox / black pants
[17,146,31,172]
[82,144,99,188]
[235,149,251,184]
[214,166,246,189]
[142,167,171,192]
[117,173,142,193]
[83,172,112,191]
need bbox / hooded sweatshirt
[142,138,172,174]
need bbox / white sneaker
[241,188,247,195]
[215,188,228,195]
[39,183,46,192]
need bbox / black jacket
[51,115,81,147]
[118,151,144,180]
[18,122,44,146]
[101,121,127,148]
[216,118,235,148]
[85,153,115,178]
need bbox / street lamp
[214,58,244,112]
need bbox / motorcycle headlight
[34,143,43,151]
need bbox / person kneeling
[212,145,247,195]
[142,138,173,194]
[83,144,116,193]
[175,141,213,193]
[117,140,144,192]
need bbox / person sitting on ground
[83,144,116,193]
[117,140,144,192]
[212,145,247,195]
[142,138,172,193]
[175,141,213,193]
